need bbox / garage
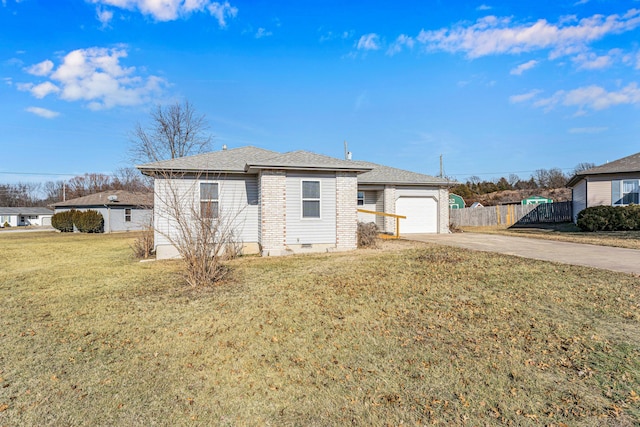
[396,196,438,233]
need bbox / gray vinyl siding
[586,177,612,207]
[285,172,336,245]
[154,175,259,248]
[357,190,379,224]
[55,206,151,232]
[572,179,587,222]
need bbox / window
[200,182,219,218]
[125,208,132,222]
[302,180,320,218]
[357,191,365,206]
[613,179,640,205]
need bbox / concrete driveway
[406,233,640,275]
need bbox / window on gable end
[302,180,320,218]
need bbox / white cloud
[25,59,54,76]
[96,7,114,27]
[509,89,542,103]
[31,81,61,98]
[572,52,612,69]
[534,83,640,112]
[510,59,538,75]
[416,9,640,59]
[25,106,60,119]
[255,27,272,38]
[88,0,238,25]
[568,126,608,134]
[356,33,380,51]
[386,34,414,56]
[477,4,492,11]
[18,46,166,110]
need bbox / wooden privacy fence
[450,201,572,227]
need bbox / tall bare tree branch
[130,100,213,164]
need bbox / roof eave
[245,164,372,174]
[358,180,458,186]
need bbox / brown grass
[1,232,639,425]
[463,224,640,250]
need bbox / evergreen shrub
[577,205,640,232]
[51,210,76,232]
[73,210,104,233]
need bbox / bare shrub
[154,174,244,287]
[131,223,155,259]
[449,222,463,233]
[357,221,379,248]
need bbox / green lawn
[1,232,639,425]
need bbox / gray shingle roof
[567,152,640,186]
[51,190,153,208]
[137,146,281,173]
[246,150,371,172]
[354,161,454,185]
[135,145,453,186]
[0,207,53,215]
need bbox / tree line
[450,163,595,200]
[0,168,152,207]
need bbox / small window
[125,208,132,222]
[200,182,219,218]
[357,191,365,206]
[302,180,320,218]
[622,180,640,205]
[613,179,640,206]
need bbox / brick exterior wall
[438,187,450,233]
[383,185,396,233]
[259,170,286,255]
[335,172,358,250]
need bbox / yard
[462,224,640,250]
[0,232,639,425]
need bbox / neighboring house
[51,190,153,233]
[0,207,53,227]
[137,146,453,259]
[567,152,640,222]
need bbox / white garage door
[396,197,438,233]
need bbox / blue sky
[2,0,640,185]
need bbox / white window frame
[200,182,220,219]
[301,180,321,219]
[124,208,132,222]
[357,191,365,206]
[613,179,640,206]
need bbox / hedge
[74,210,104,233]
[576,205,640,232]
[51,209,104,233]
[51,210,76,232]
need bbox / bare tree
[112,167,153,192]
[0,182,42,207]
[130,100,213,164]
[573,162,596,176]
[507,173,520,187]
[547,167,567,188]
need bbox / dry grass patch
[0,232,639,425]
[463,224,640,250]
